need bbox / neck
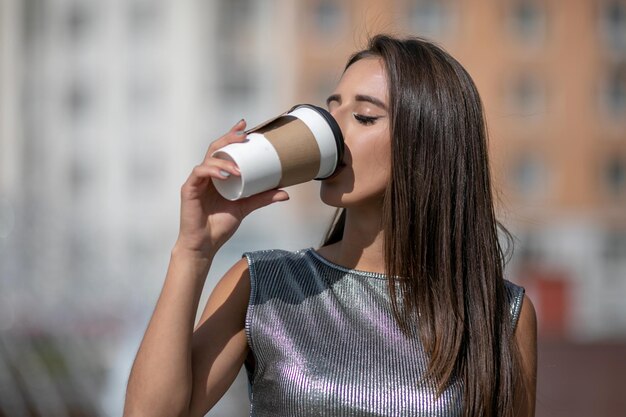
[328,204,386,274]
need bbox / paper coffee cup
[211,104,344,200]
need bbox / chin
[319,182,347,208]
[319,182,385,209]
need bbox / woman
[124,35,537,417]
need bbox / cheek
[319,128,391,206]
[356,130,390,170]
[354,151,388,182]
[351,135,391,191]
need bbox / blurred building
[0,0,309,415]
[1,0,625,416]
[0,0,304,321]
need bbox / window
[22,0,47,44]
[508,0,546,43]
[506,73,546,117]
[511,153,546,197]
[218,0,252,24]
[600,63,626,117]
[408,0,454,39]
[65,1,94,44]
[603,155,626,197]
[215,0,255,102]
[216,63,253,100]
[517,230,544,264]
[128,0,163,38]
[314,1,343,35]
[603,230,626,262]
[68,156,93,198]
[599,0,626,51]
[65,79,92,123]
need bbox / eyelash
[352,113,379,125]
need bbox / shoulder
[513,291,537,347]
[243,247,313,276]
[243,248,322,305]
[194,256,252,333]
[243,248,304,263]
[242,247,313,281]
[516,294,537,339]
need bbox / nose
[330,112,348,157]
[329,106,347,137]
[329,102,347,120]
[328,107,349,165]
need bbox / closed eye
[353,113,379,126]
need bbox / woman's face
[320,57,391,209]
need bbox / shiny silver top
[243,248,524,417]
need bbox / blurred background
[0,0,625,416]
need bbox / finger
[183,164,231,189]
[207,127,248,156]
[229,118,247,133]
[204,119,248,161]
[204,157,241,177]
[240,189,290,216]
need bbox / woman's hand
[175,119,289,257]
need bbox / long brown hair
[323,35,525,417]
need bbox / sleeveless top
[243,248,525,417]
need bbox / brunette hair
[323,35,525,417]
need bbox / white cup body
[211,133,282,201]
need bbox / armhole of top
[507,282,526,333]
[242,253,258,382]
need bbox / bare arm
[123,120,289,417]
[187,258,251,416]
[514,294,538,417]
[123,247,214,417]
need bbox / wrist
[171,242,217,263]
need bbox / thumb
[240,189,290,216]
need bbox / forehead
[335,57,388,102]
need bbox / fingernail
[219,170,231,177]
[234,165,240,173]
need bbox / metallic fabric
[243,248,525,417]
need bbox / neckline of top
[304,247,388,279]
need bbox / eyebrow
[326,94,388,111]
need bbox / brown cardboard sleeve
[255,116,321,187]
